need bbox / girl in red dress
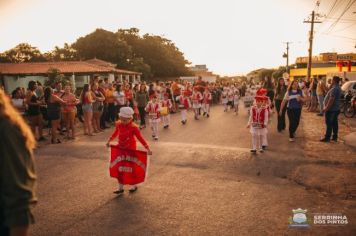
[106,107,152,194]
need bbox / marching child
[177,91,191,125]
[221,88,228,112]
[256,88,270,150]
[227,86,234,110]
[233,89,240,115]
[247,95,269,154]
[191,87,203,120]
[145,95,161,140]
[202,87,212,118]
[106,107,152,194]
[161,93,173,129]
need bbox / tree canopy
[0,43,46,63]
[0,28,192,79]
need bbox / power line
[325,0,356,33]
[319,32,356,41]
[332,21,356,32]
[325,0,339,18]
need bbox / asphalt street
[30,104,356,236]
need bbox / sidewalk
[293,110,356,199]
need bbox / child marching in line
[256,88,270,150]
[247,95,269,154]
[227,86,234,110]
[177,91,191,125]
[233,89,240,115]
[191,87,203,120]
[221,88,228,112]
[106,107,152,194]
[161,93,173,129]
[202,87,212,118]
[145,95,161,140]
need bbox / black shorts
[47,112,60,121]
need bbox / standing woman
[61,85,78,140]
[135,84,149,129]
[11,88,26,115]
[26,81,46,141]
[44,87,66,144]
[0,89,37,236]
[279,80,309,142]
[124,84,134,108]
[308,78,318,112]
[274,78,287,132]
[264,76,275,109]
[80,84,94,136]
[91,83,105,133]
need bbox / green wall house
[0,59,141,93]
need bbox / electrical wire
[325,0,356,33]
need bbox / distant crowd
[4,74,349,145]
[6,76,250,144]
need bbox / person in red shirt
[177,91,191,124]
[106,107,152,194]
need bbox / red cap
[255,95,268,101]
[256,88,267,96]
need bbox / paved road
[31,104,356,235]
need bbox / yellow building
[290,52,356,80]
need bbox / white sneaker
[289,138,295,142]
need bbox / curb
[343,132,356,149]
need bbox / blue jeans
[324,110,340,140]
[317,95,324,114]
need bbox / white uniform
[161,99,172,127]
[145,101,161,139]
[202,91,212,116]
[247,105,269,151]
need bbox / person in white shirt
[233,90,240,115]
[11,88,25,115]
[113,84,126,119]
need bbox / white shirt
[113,91,125,105]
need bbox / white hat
[119,107,134,118]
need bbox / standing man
[316,76,327,116]
[320,76,342,142]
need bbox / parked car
[341,81,356,96]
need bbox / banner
[110,146,148,185]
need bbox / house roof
[0,60,141,75]
[85,58,117,68]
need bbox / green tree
[73,28,132,67]
[46,43,78,61]
[45,68,69,87]
[117,28,192,78]
[128,57,152,79]
[272,66,287,79]
[0,43,46,63]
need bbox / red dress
[109,121,149,150]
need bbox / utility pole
[304,11,322,81]
[283,42,291,73]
